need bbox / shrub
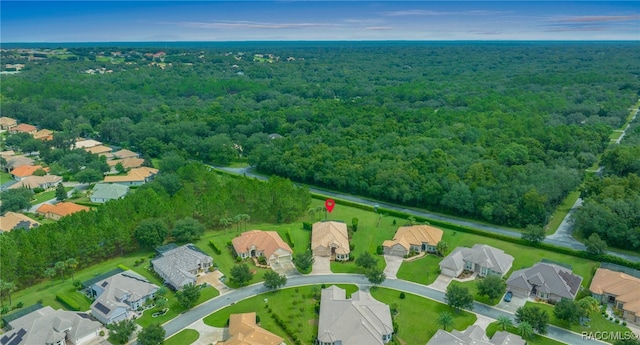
[623,321,627,326]
[33,187,45,193]
[256,315,260,323]
[399,292,406,299]
[99,330,105,337]
[257,256,267,265]
[16,301,23,308]
[286,231,295,248]
[55,293,81,311]
[302,222,312,231]
[209,240,222,255]
[376,245,384,255]
[117,264,130,271]
[236,256,242,262]
[615,319,620,324]
[349,243,355,251]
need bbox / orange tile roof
[103,167,158,183]
[224,312,284,345]
[36,202,90,218]
[590,268,640,315]
[0,212,39,232]
[85,145,113,155]
[232,230,292,259]
[107,157,144,169]
[12,123,37,133]
[383,225,443,250]
[312,221,350,255]
[11,165,44,178]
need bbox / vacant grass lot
[370,287,477,345]
[486,322,565,345]
[524,301,630,343]
[165,329,199,345]
[396,255,442,285]
[204,284,358,345]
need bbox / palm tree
[219,218,230,232]
[407,216,416,226]
[156,286,168,298]
[233,215,242,232]
[314,206,324,221]
[436,241,449,257]
[577,296,599,314]
[55,261,66,281]
[44,268,56,286]
[497,315,513,331]
[0,280,16,306]
[66,258,78,281]
[438,311,454,331]
[308,209,316,222]
[518,321,534,340]
[240,214,250,231]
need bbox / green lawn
[136,286,219,327]
[486,322,565,345]
[396,255,442,285]
[31,187,73,205]
[371,287,477,345]
[0,171,12,184]
[204,284,358,345]
[449,279,501,306]
[165,329,199,345]
[524,301,631,343]
[545,190,581,235]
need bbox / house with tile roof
[4,156,34,172]
[0,116,17,130]
[317,285,393,345]
[73,139,102,149]
[8,123,37,135]
[36,202,90,221]
[10,165,45,180]
[151,244,213,290]
[103,167,158,186]
[87,270,159,325]
[32,129,54,141]
[112,149,139,159]
[85,145,113,155]
[7,175,62,190]
[426,325,525,345]
[0,212,39,232]
[590,268,640,325]
[107,157,144,170]
[312,221,350,261]
[506,262,583,302]
[222,312,285,345]
[0,306,102,345]
[89,183,129,203]
[232,230,293,266]
[382,225,443,257]
[439,244,514,278]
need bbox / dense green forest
[0,164,310,285]
[1,42,639,230]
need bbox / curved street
[213,166,640,263]
[163,274,606,345]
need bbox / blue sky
[1,1,639,42]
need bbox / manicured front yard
[449,280,501,306]
[164,329,199,345]
[0,171,12,184]
[524,301,631,344]
[30,187,73,205]
[396,254,442,285]
[204,284,358,345]
[371,287,477,345]
[136,286,219,327]
[486,321,565,345]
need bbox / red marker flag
[325,199,335,213]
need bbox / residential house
[7,175,62,190]
[317,285,393,345]
[232,230,293,265]
[439,244,514,278]
[33,129,54,141]
[5,123,30,134]
[382,225,443,257]
[0,305,102,345]
[151,243,213,290]
[9,123,37,135]
[0,116,17,130]
[103,167,158,186]
[0,212,39,232]
[73,139,102,149]
[36,202,90,221]
[88,271,159,325]
[590,268,640,325]
[427,325,525,345]
[312,221,350,261]
[89,183,129,203]
[107,157,144,171]
[112,149,139,159]
[4,156,34,172]
[0,150,15,159]
[85,145,113,155]
[506,262,583,302]
[222,312,285,345]
[10,165,45,180]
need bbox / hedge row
[286,231,295,248]
[117,264,131,271]
[209,240,222,255]
[312,194,640,270]
[55,293,81,311]
[266,308,302,345]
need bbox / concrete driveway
[312,256,331,274]
[383,255,403,279]
[495,294,527,313]
[429,274,452,292]
[196,270,232,295]
[271,259,300,277]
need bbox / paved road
[162,274,606,345]
[213,166,640,263]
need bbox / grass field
[165,329,199,345]
[523,301,631,343]
[204,284,358,345]
[486,322,565,345]
[545,190,581,235]
[449,280,501,306]
[371,287,477,345]
[396,255,442,285]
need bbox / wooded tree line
[1,43,638,227]
[0,163,310,286]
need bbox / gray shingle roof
[151,244,213,289]
[506,262,583,299]
[90,183,129,202]
[90,271,159,322]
